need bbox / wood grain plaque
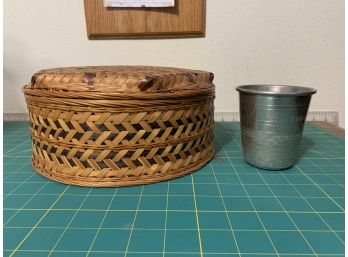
[83,0,206,39]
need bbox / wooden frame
[83,0,206,39]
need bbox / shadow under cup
[236,84,317,170]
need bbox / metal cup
[236,85,317,170]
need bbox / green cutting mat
[4,122,345,257]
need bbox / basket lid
[26,66,214,93]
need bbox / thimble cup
[236,85,316,170]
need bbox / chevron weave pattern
[23,66,215,187]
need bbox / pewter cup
[236,85,316,170]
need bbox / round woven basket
[23,66,215,187]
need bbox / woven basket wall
[23,66,215,187]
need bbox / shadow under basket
[23,66,215,187]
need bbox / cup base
[244,158,295,171]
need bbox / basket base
[31,151,214,187]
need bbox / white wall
[4,0,345,127]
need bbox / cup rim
[236,84,317,96]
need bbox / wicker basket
[23,66,215,187]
